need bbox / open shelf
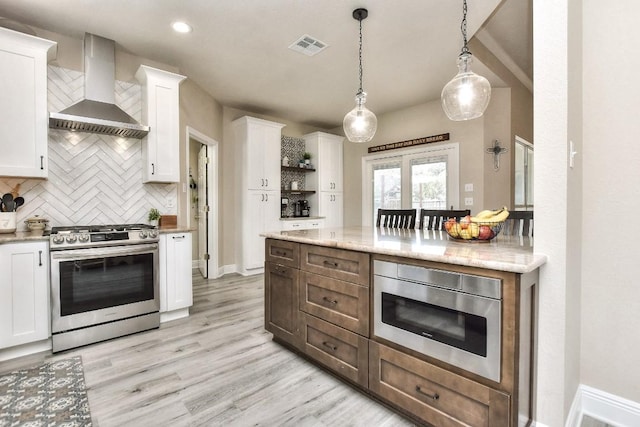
[282,166,315,172]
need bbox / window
[363,143,459,225]
[514,137,534,210]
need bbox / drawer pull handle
[323,260,339,268]
[274,250,287,257]
[322,296,338,305]
[322,341,337,351]
[415,386,439,401]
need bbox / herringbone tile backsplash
[0,66,177,230]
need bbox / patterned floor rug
[0,356,92,426]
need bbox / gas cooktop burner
[49,223,159,249]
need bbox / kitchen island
[262,226,546,427]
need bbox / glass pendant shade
[441,53,491,121]
[343,92,377,143]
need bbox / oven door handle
[51,243,158,260]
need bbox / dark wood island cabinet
[263,227,546,427]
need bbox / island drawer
[369,342,510,427]
[301,313,368,387]
[265,239,300,268]
[299,271,369,336]
[300,244,369,286]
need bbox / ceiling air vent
[288,34,328,57]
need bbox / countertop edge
[262,231,547,274]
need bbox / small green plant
[303,152,312,160]
[148,208,161,222]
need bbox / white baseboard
[566,384,640,427]
[191,260,199,269]
[0,339,52,362]
[160,308,190,323]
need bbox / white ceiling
[0,0,532,130]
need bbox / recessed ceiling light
[172,21,192,33]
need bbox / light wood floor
[1,272,414,427]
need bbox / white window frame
[361,142,460,226]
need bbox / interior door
[198,145,208,278]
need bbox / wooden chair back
[376,209,417,229]
[502,210,534,236]
[420,209,470,230]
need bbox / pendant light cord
[358,16,364,95]
[460,0,470,56]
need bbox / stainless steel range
[49,224,160,352]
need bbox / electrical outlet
[464,183,474,192]
[464,197,473,206]
[166,197,175,209]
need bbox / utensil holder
[0,212,17,234]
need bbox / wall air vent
[288,34,328,57]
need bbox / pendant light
[343,8,377,143]
[441,0,491,121]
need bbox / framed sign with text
[367,133,450,153]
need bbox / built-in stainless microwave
[373,260,502,382]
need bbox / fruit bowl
[444,219,504,242]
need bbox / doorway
[186,126,219,279]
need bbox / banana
[471,206,510,223]
[474,209,495,219]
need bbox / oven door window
[381,292,487,356]
[59,253,154,316]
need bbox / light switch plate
[465,183,473,192]
[166,197,176,208]
[464,197,473,206]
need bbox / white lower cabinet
[0,241,50,350]
[319,192,343,228]
[281,219,324,231]
[159,232,193,322]
[242,190,281,272]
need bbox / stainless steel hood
[49,33,149,139]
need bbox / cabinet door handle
[261,194,264,202]
[151,163,155,175]
[322,341,338,351]
[40,156,44,170]
[261,178,264,187]
[273,267,288,276]
[172,235,185,240]
[323,260,339,268]
[265,178,268,187]
[322,296,338,305]
[265,193,269,202]
[38,250,43,266]
[415,386,439,401]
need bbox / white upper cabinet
[304,132,344,192]
[135,65,186,183]
[0,28,56,178]
[234,116,283,190]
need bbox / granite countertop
[158,226,193,233]
[279,216,325,221]
[262,226,547,274]
[0,231,49,244]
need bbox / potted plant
[148,208,161,227]
[303,152,312,167]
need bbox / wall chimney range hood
[49,33,150,139]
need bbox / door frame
[361,142,460,226]
[185,126,220,278]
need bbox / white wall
[342,96,509,226]
[581,0,640,404]
[533,1,583,425]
